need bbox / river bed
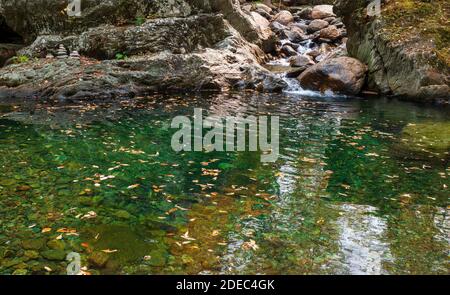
[0,92,448,274]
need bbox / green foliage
[135,17,145,26]
[14,55,29,64]
[115,53,128,60]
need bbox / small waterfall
[266,16,348,98]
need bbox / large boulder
[311,5,336,19]
[335,0,450,103]
[307,19,329,33]
[319,25,341,41]
[273,10,294,26]
[298,57,367,95]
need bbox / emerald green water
[0,93,448,275]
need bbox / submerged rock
[41,249,66,261]
[88,251,110,268]
[401,122,450,153]
[22,238,46,250]
[298,57,367,95]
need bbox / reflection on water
[335,204,392,275]
[0,93,448,275]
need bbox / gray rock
[307,19,329,34]
[298,56,368,95]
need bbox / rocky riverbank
[0,1,448,103]
[335,0,449,103]
[0,0,289,101]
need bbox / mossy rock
[82,224,154,266]
[22,238,46,250]
[145,249,168,267]
[23,250,39,259]
[113,209,134,220]
[41,249,66,261]
[47,239,66,251]
[401,122,450,153]
[88,251,110,268]
[12,269,28,275]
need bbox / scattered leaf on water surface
[127,184,140,189]
[300,157,317,164]
[181,231,196,241]
[101,249,118,253]
[41,227,52,233]
[57,228,77,233]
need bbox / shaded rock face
[0,0,286,99]
[20,15,231,60]
[0,0,199,43]
[298,57,367,95]
[335,0,450,103]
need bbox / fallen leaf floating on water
[181,230,196,241]
[300,157,317,164]
[44,266,52,272]
[101,249,118,253]
[57,228,77,233]
[81,211,97,219]
[41,227,52,233]
[127,184,140,189]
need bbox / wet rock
[114,209,133,220]
[23,250,39,259]
[296,7,313,20]
[319,25,341,41]
[12,269,28,275]
[47,239,66,251]
[83,224,153,265]
[335,0,450,102]
[298,57,368,95]
[1,258,23,268]
[281,45,298,57]
[290,23,309,32]
[1,248,14,258]
[286,26,307,43]
[251,12,270,30]
[273,10,294,26]
[289,55,315,68]
[22,238,46,250]
[323,16,337,24]
[88,251,110,268]
[255,9,272,21]
[311,5,336,19]
[307,19,329,34]
[41,249,66,261]
[255,3,272,14]
[144,249,168,267]
[286,67,307,78]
